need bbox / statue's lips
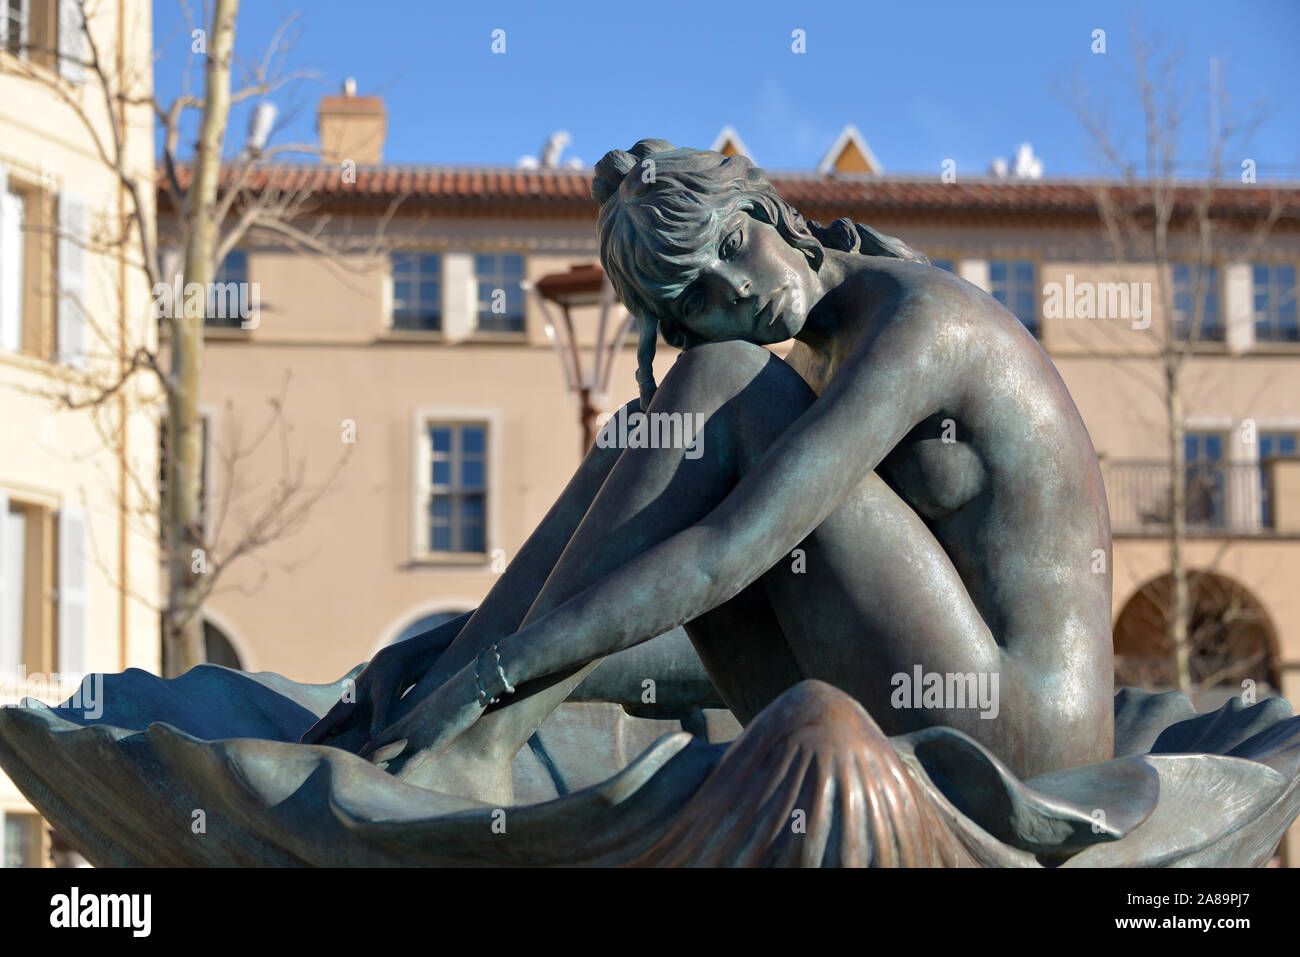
[755,287,790,327]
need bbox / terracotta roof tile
[158,164,1300,223]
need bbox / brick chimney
[318,79,386,165]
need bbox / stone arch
[370,599,475,657]
[198,606,257,671]
[202,619,244,670]
[1113,570,1280,692]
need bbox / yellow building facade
[0,0,159,866]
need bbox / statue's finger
[368,739,408,766]
[358,720,404,758]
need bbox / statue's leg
[308,407,640,751]
[399,339,1081,795]
[396,340,816,799]
[418,411,631,685]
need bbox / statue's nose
[725,276,752,302]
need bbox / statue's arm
[424,424,627,682]
[497,298,965,685]
[302,413,629,745]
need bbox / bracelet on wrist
[473,643,515,705]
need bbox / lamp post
[525,264,636,455]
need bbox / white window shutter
[1223,261,1254,355]
[57,506,88,677]
[0,490,18,679]
[442,252,476,342]
[0,166,22,353]
[958,259,991,293]
[58,0,87,84]
[57,193,87,368]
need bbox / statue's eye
[720,226,743,260]
[681,287,706,317]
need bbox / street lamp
[524,264,636,455]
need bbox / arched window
[203,620,243,669]
[1113,571,1279,697]
[389,609,468,646]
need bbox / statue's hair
[592,139,929,410]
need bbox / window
[988,259,1037,335]
[206,249,249,329]
[387,252,439,330]
[0,494,76,695]
[1260,431,1298,527]
[1,499,26,680]
[1,173,57,359]
[203,620,242,669]
[475,253,524,332]
[391,251,441,331]
[2,811,42,868]
[390,609,467,646]
[1172,263,1223,342]
[2,0,28,58]
[422,423,487,554]
[2,0,66,74]
[1252,264,1298,344]
[0,173,24,352]
[1184,431,1226,528]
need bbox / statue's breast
[878,413,987,522]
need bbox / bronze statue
[305,139,1114,801]
[3,141,1297,868]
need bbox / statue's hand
[358,662,488,778]
[300,631,449,750]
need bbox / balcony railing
[1102,459,1283,535]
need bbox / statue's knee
[669,339,774,382]
[653,340,812,416]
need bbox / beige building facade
[0,0,159,866]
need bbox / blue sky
[153,0,1299,179]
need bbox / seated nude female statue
[303,139,1115,805]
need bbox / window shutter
[1223,261,1253,355]
[441,252,475,342]
[0,490,18,679]
[57,193,86,368]
[0,166,22,352]
[958,259,990,293]
[57,506,87,676]
[58,0,87,84]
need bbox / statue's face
[670,213,816,345]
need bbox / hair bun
[591,139,676,205]
[591,149,638,205]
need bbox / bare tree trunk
[1166,364,1193,695]
[5,2,369,680]
[164,0,240,676]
